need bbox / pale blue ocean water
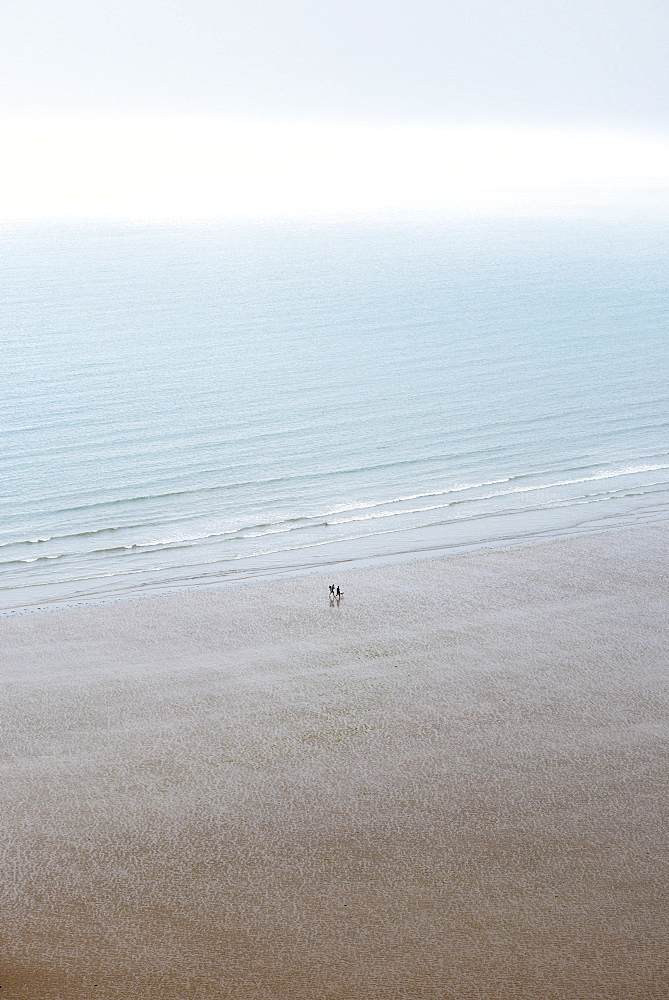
[1,218,668,610]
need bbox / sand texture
[1,524,668,999]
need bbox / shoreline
[2,521,668,998]
[3,510,669,617]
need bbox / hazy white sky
[1,1,668,218]
[2,0,668,126]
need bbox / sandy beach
[1,523,668,999]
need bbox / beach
[1,522,668,999]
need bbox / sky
[1,0,668,218]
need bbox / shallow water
[1,217,668,608]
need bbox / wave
[7,448,666,519]
[223,475,669,539]
[0,477,515,548]
[2,463,669,559]
[0,520,227,550]
[6,475,669,571]
[236,491,669,563]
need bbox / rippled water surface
[1,218,668,608]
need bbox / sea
[1,216,668,611]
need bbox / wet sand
[1,523,668,999]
